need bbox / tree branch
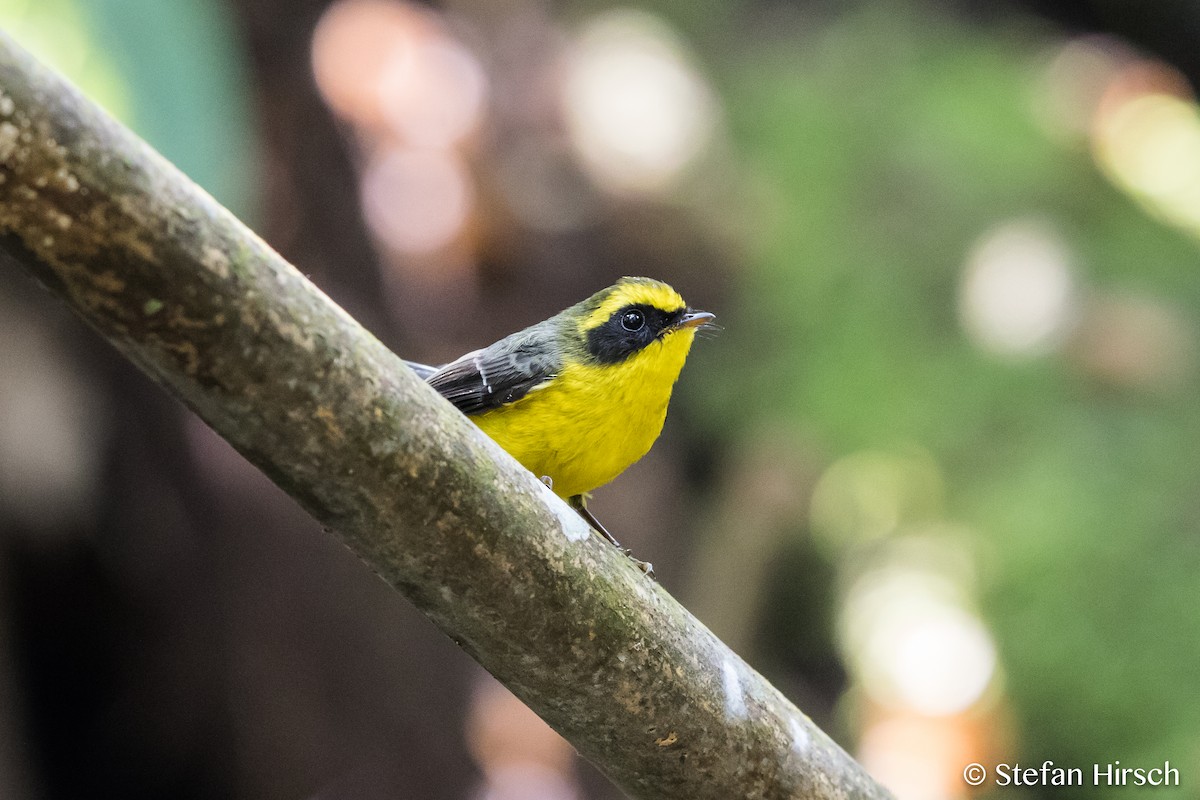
[0,33,891,800]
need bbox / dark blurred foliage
[1,1,1199,799]
[1011,0,1200,88]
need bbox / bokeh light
[0,0,129,119]
[0,294,107,531]
[561,9,717,196]
[1032,35,1132,143]
[858,713,981,800]
[312,0,435,130]
[466,677,581,800]
[314,0,486,147]
[376,24,487,147]
[809,449,944,551]
[360,146,473,256]
[314,0,488,272]
[959,219,1079,358]
[1095,88,1200,235]
[840,552,997,717]
[1070,291,1196,391]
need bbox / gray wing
[424,324,561,416]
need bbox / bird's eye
[621,309,645,332]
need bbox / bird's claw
[617,548,655,579]
[631,557,656,580]
[567,493,656,579]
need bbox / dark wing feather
[425,324,561,416]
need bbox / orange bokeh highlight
[312,0,439,131]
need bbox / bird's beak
[676,310,716,330]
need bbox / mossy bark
[0,33,891,800]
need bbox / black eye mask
[586,303,685,364]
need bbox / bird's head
[572,277,716,365]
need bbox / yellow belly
[473,331,696,498]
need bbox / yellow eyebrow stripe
[579,280,686,332]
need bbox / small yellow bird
[408,277,715,565]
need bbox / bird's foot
[568,494,656,580]
[631,557,655,579]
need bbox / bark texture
[0,33,891,800]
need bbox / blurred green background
[0,1,1197,799]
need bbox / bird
[407,277,715,571]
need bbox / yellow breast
[473,328,698,499]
